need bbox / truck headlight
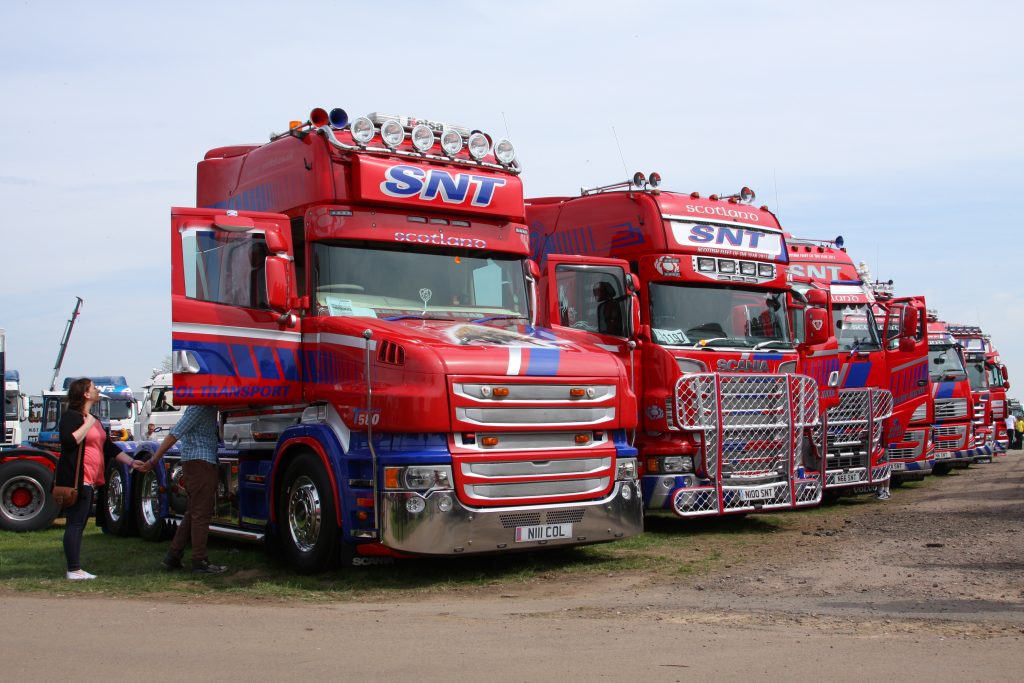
[384,465,454,491]
[616,458,638,480]
[663,455,694,473]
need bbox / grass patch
[0,519,738,601]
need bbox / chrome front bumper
[379,480,643,555]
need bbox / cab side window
[554,265,627,337]
[182,230,269,309]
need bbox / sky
[1,0,1022,403]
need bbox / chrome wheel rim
[106,470,124,522]
[287,475,322,553]
[140,471,160,527]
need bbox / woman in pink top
[55,378,141,580]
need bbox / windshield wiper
[692,337,748,349]
[470,315,529,324]
[752,340,793,350]
[383,314,456,322]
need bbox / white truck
[134,372,179,440]
[4,369,28,447]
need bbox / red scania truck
[926,314,978,473]
[786,239,928,493]
[526,176,827,518]
[117,107,643,571]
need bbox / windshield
[928,343,967,381]
[312,242,529,321]
[648,283,792,348]
[988,364,1004,389]
[5,390,17,419]
[104,397,134,420]
[965,359,988,390]
[833,304,881,351]
[150,386,178,413]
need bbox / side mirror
[902,307,919,338]
[899,336,915,353]
[804,308,830,345]
[526,259,541,281]
[1004,380,1011,391]
[266,255,293,314]
[1002,366,1009,381]
[264,226,289,254]
[805,289,828,307]
[628,272,640,293]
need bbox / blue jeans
[63,485,94,572]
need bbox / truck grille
[932,423,967,450]
[934,398,968,420]
[817,388,893,486]
[673,373,821,512]
[450,378,620,505]
[887,427,927,462]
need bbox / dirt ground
[3,454,1022,681]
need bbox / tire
[135,468,169,541]
[278,452,343,573]
[0,460,59,532]
[104,461,137,536]
[933,462,952,475]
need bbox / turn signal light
[481,436,500,447]
[574,433,591,444]
[493,387,510,397]
[356,498,374,507]
[569,388,586,398]
[384,467,401,489]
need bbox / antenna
[611,126,629,175]
[501,111,511,139]
[773,168,780,214]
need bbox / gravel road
[3,454,1022,681]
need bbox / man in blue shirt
[141,405,227,574]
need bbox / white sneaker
[66,569,96,580]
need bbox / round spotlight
[440,129,463,156]
[329,108,349,129]
[468,132,490,160]
[493,139,516,164]
[380,119,405,148]
[649,172,662,188]
[739,186,755,203]
[835,235,845,249]
[411,124,435,153]
[310,108,329,128]
[350,116,375,144]
[632,171,647,188]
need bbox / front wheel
[104,461,136,536]
[933,462,952,475]
[278,453,342,573]
[0,460,59,532]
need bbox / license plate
[934,452,952,460]
[890,462,905,471]
[834,471,862,484]
[515,523,572,543]
[739,485,779,502]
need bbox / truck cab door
[171,207,301,406]
[879,296,929,441]
[541,255,635,340]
